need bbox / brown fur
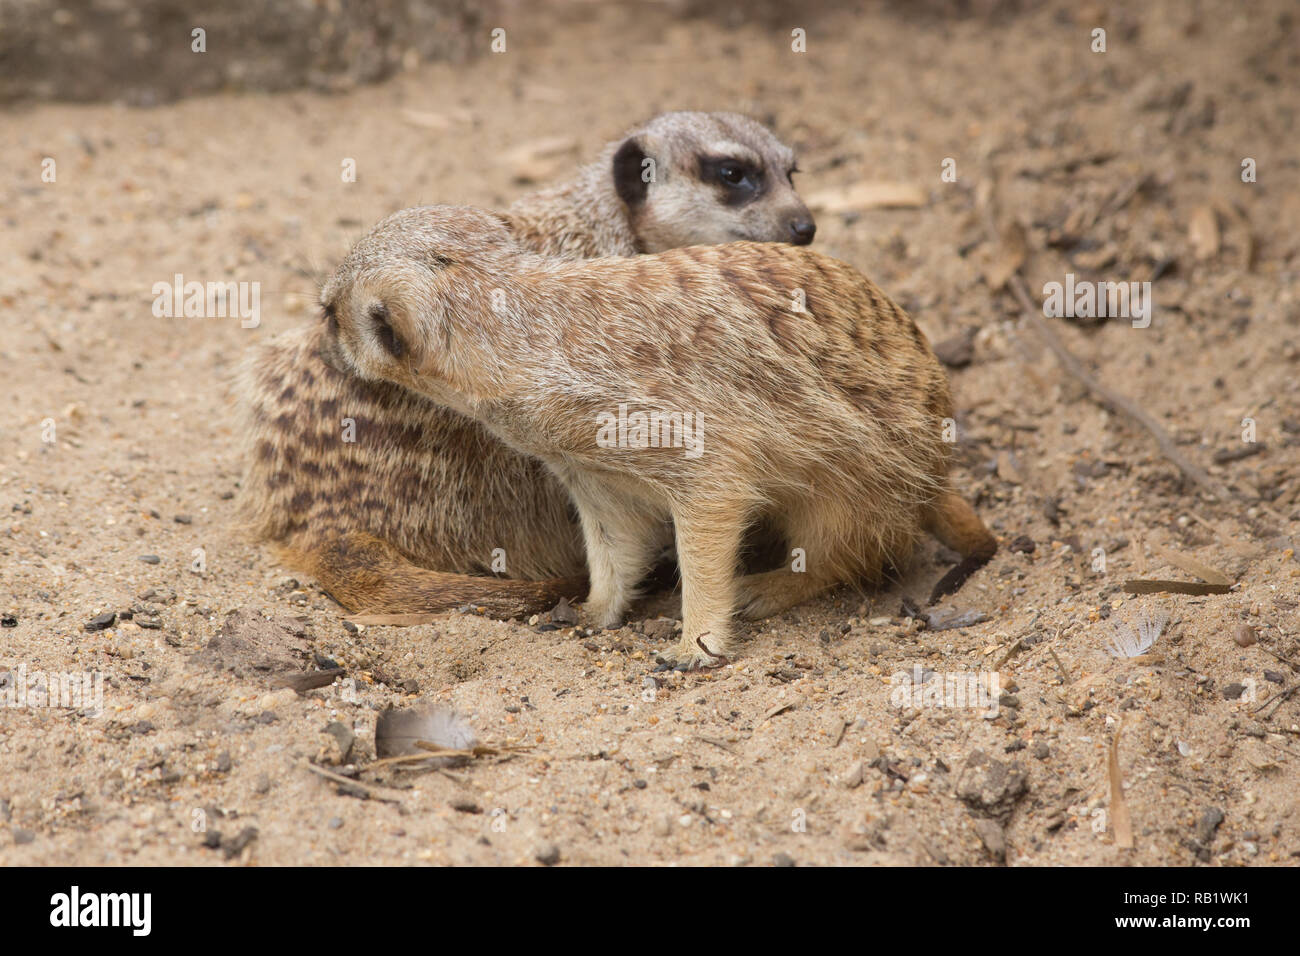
[322,205,997,665]
[237,112,813,615]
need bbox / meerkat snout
[789,217,816,245]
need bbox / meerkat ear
[612,137,650,208]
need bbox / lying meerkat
[321,204,997,666]
[238,112,815,618]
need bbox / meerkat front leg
[667,499,746,668]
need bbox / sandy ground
[2,1,1299,866]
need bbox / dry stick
[304,762,402,803]
[1256,641,1300,675]
[1108,718,1135,850]
[1253,682,1300,717]
[1049,646,1072,684]
[994,636,1027,670]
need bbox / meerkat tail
[277,533,587,620]
[924,490,998,605]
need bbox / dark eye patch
[323,302,339,337]
[368,303,404,359]
[698,156,765,206]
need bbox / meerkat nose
[789,219,816,245]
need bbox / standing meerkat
[238,112,816,617]
[321,205,997,666]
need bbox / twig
[696,734,741,754]
[994,636,1027,670]
[1123,579,1232,595]
[1252,681,1300,717]
[1049,647,1071,684]
[1256,642,1300,675]
[1108,718,1135,849]
[980,187,1267,511]
[304,762,402,803]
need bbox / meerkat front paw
[663,631,732,670]
[581,593,627,629]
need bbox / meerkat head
[321,205,518,405]
[610,111,815,251]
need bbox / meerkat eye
[368,302,404,359]
[719,162,748,186]
[323,302,339,337]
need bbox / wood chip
[1188,205,1219,260]
[504,136,579,183]
[399,109,452,131]
[1123,579,1232,595]
[1148,543,1231,586]
[805,181,926,213]
[270,668,346,693]
[984,218,1029,291]
[762,702,795,722]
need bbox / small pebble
[85,611,117,632]
[1232,624,1257,647]
[534,842,561,866]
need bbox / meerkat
[238,112,816,618]
[321,204,997,666]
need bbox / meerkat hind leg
[568,482,666,628]
[734,504,861,620]
[283,532,586,619]
[734,566,840,621]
